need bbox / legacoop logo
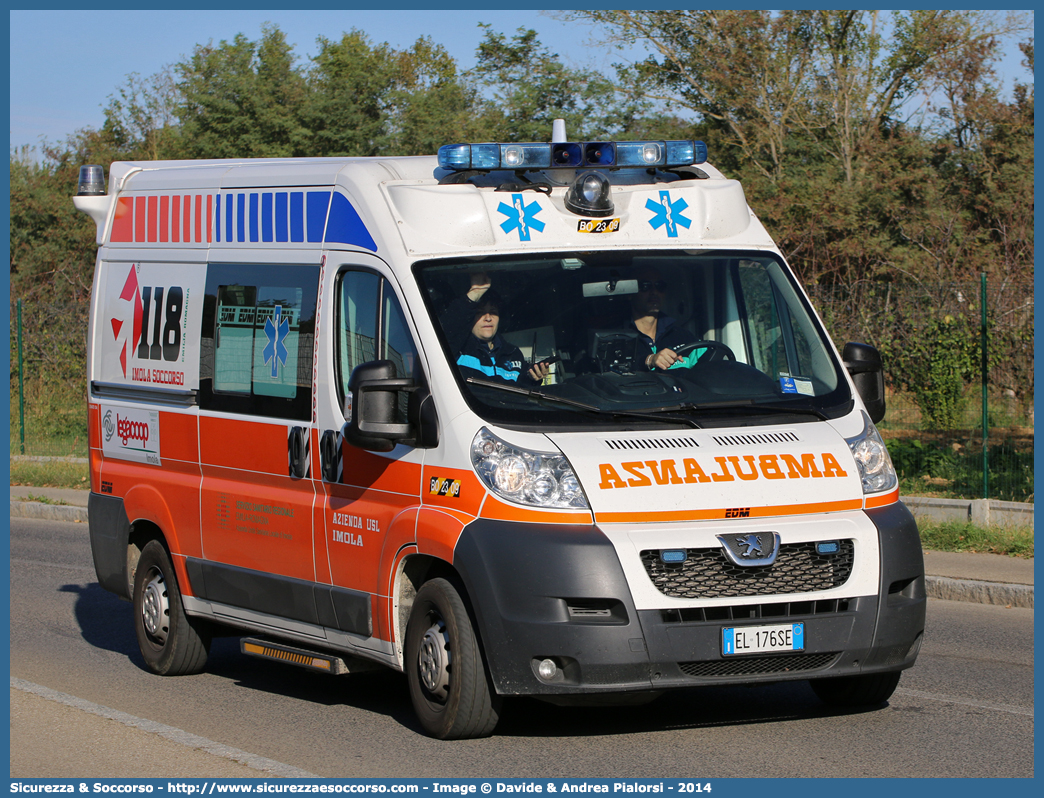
[102,410,115,442]
[117,414,150,446]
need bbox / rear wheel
[133,539,210,675]
[405,578,500,739]
[810,671,902,707]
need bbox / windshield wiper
[464,377,702,428]
[658,398,829,420]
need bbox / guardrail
[903,496,1034,530]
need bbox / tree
[305,29,397,156]
[101,67,182,161]
[174,24,309,158]
[470,25,641,142]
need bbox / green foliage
[917,518,1033,558]
[887,434,1033,503]
[470,25,639,141]
[174,25,310,159]
[882,312,978,429]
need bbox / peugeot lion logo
[736,534,764,558]
[717,531,781,567]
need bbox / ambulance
[75,126,925,739]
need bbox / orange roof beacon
[75,125,922,739]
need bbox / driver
[445,273,551,386]
[629,267,705,371]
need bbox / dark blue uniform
[443,293,540,386]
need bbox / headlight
[845,412,898,494]
[471,428,589,509]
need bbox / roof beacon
[437,139,708,173]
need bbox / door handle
[288,426,309,479]
[320,429,341,483]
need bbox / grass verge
[918,518,1034,558]
[10,459,89,489]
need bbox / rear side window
[199,263,319,420]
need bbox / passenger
[629,267,702,371]
[446,273,551,386]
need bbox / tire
[133,539,211,675]
[810,671,902,707]
[405,578,500,739]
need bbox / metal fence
[809,275,1034,503]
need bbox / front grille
[660,597,851,624]
[679,652,839,678]
[641,540,855,599]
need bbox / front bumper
[453,502,925,696]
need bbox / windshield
[415,251,851,428]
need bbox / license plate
[722,622,804,656]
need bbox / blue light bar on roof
[438,140,708,172]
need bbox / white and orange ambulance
[75,129,924,739]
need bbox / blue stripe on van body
[237,193,246,242]
[276,193,288,241]
[307,192,330,242]
[326,192,378,252]
[204,189,376,250]
[262,193,273,242]
[290,192,304,242]
[250,193,259,242]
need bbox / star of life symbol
[263,305,290,378]
[646,190,692,238]
[498,194,545,241]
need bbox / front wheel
[810,671,902,707]
[133,539,211,675]
[405,578,500,739]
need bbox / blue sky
[9,8,631,151]
[9,8,1035,154]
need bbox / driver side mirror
[343,360,438,452]
[842,342,886,424]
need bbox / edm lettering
[598,452,848,490]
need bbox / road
[9,516,1034,779]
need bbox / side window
[199,263,319,420]
[336,269,419,414]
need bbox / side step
[240,637,379,675]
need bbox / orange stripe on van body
[198,416,288,473]
[480,495,594,525]
[171,553,198,598]
[415,507,468,564]
[159,410,199,463]
[325,473,420,601]
[594,498,863,525]
[864,488,900,509]
[121,477,203,560]
[200,467,316,580]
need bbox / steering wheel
[669,340,736,365]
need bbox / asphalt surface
[8,486,1035,779]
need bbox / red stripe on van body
[171,196,180,242]
[134,197,146,241]
[111,198,134,242]
[159,196,169,242]
[147,196,158,242]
